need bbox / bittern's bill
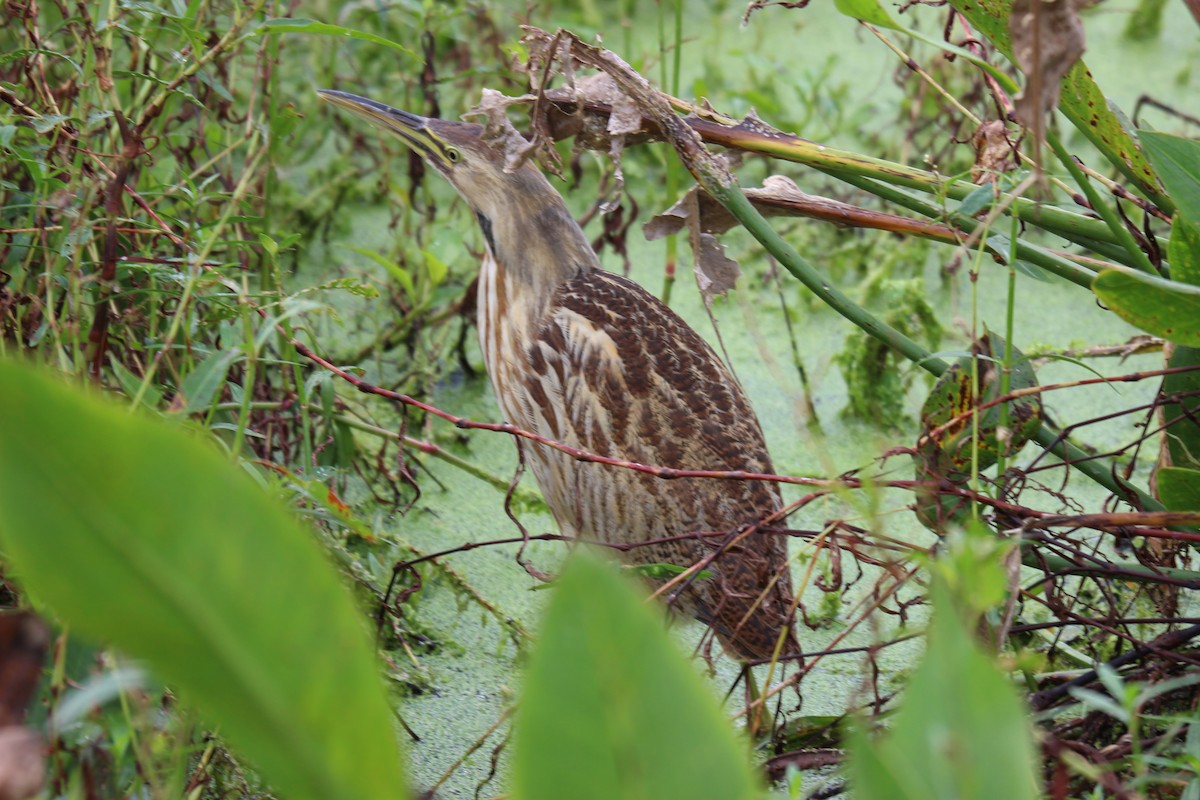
[319,89,799,663]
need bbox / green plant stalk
[706,173,1164,511]
[1021,545,1199,583]
[231,292,258,460]
[831,171,1098,289]
[995,215,1019,480]
[288,331,315,472]
[1029,424,1160,510]
[131,140,265,408]
[657,0,684,305]
[1046,130,1159,276]
[970,241,983,521]
[699,121,1170,259]
[717,187,947,372]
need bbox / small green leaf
[421,249,449,287]
[1093,269,1200,345]
[833,0,901,29]
[0,359,406,800]
[254,18,417,60]
[959,183,996,217]
[352,246,415,300]
[258,232,278,258]
[846,581,1039,800]
[176,347,242,414]
[513,554,759,800]
[624,562,714,581]
[109,359,162,410]
[1141,132,1200,226]
[1157,467,1200,511]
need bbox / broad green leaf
[1093,269,1200,346]
[0,359,406,800]
[959,183,996,217]
[846,582,1039,800]
[1157,467,1200,511]
[1141,132,1200,226]
[1163,346,1200,469]
[254,18,417,60]
[353,245,416,301]
[949,0,1170,211]
[1169,218,1200,286]
[175,347,243,414]
[846,721,924,800]
[513,554,759,800]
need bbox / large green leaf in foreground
[847,582,1039,800]
[0,359,406,800]
[513,554,759,800]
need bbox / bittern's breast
[477,259,795,660]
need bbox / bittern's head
[319,90,524,230]
[319,89,598,288]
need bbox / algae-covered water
[304,3,1195,793]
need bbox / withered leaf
[464,88,537,174]
[692,232,741,303]
[645,176,843,240]
[1009,0,1086,128]
[686,190,741,305]
[971,120,1019,184]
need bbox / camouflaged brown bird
[320,89,799,663]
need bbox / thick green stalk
[831,171,1098,289]
[715,187,948,373]
[1045,130,1160,276]
[706,126,1161,255]
[708,172,1163,511]
[1023,545,1197,584]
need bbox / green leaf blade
[1141,132,1200,226]
[0,360,406,800]
[847,582,1039,800]
[1157,467,1200,511]
[513,554,759,800]
[254,18,417,60]
[1093,269,1200,346]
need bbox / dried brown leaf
[1009,0,1086,128]
[643,188,698,241]
[971,120,1019,184]
[686,190,741,305]
[645,176,842,240]
[693,232,742,304]
[464,89,537,174]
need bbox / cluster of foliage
[2,0,1200,798]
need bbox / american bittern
[319,89,798,663]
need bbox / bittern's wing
[519,269,796,659]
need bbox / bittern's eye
[445,147,461,163]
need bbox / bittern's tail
[705,543,802,665]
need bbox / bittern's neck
[475,167,598,309]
